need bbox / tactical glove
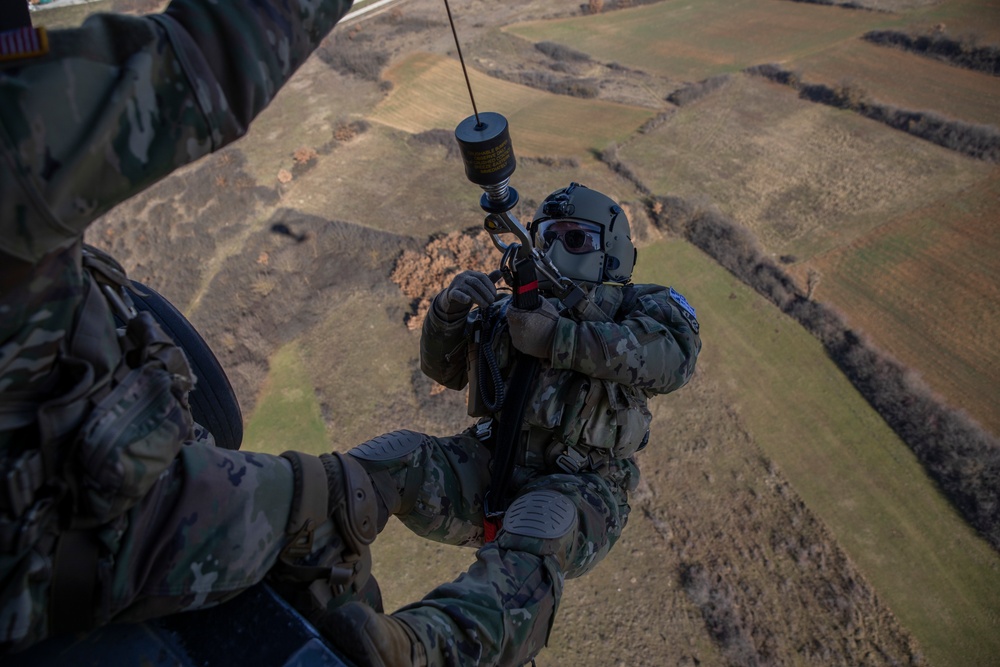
[434,271,496,318]
[507,297,561,359]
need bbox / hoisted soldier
[332,183,702,666]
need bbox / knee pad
[349,429,428,465]
[348,430,429,523]
[497,490,577,561]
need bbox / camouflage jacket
[0,0,353,648]
[421,282,702,471]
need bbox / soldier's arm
[550,285,701,394]
[0,0,354,263]
[419,295,471,390]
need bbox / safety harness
[474,284,641,542]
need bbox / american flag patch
[0,26,49,62]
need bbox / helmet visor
[536,220,603,255]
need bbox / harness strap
[483,353,540,541]
[278,451,330,561]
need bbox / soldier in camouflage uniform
[0,1,615,665]
[332,183,702,666]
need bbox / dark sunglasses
[536,220,602,254]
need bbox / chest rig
[467,284,649,540]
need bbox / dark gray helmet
[530,183,636,284]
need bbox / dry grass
[370,52,654,158]
[789,39,1000,127]
[619,74,993,260]
[801,170,1000,437]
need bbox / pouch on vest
[525,371,651,460]
[73,311,194,524]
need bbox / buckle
[474,419,494,442]
[555,445,589,474]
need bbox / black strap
[484,353,539,518]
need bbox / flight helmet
[529,183,636,284]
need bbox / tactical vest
[467,284,652,476]
[0,245,199,638]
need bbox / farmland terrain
[34,0,1000,665]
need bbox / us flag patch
[0,26,49,62]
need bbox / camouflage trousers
[1,439,358,655]
[349,428,638,666]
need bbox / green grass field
[243,341,330,455]
[636,239,1000,667]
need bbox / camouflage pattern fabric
[0,0,356,655]
[349,279,700,664]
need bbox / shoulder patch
[0,26,49,63]
[669,287,699,334]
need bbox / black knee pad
[348,430,429,523]
[497,490,577,561]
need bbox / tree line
[864,30,1000,76]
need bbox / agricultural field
[788,39,1000,127]
[506,0,906,81]
[370,52,655,157]
[618,73,993,260]
[898,0,1000,43]
[638,240,1000,667]
[803,171,1000,436]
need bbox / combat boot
[323,601,427,667]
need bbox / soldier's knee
[347,430,430,524]
[496,490,577,565]
[349,429,428,466]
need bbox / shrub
[548,79,600,98]
[667,74,732,106]
[535,41,591,63]
[864,29,1000,76]
[318,35,389,81]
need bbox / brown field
[370,52,654,157]
[506,0,904,81]
[619,73,993,260]
[800,169,1000,436]
[789,39,1000,127]
[900,0,1000,44]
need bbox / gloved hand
[435,270,497,317]
[506,297,561,359]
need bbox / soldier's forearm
[0,0,354,263]
[550,317,698,392]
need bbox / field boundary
[745,64,1000,161]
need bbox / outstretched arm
[0,0,354,263]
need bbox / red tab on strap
[483,516,502,543]
[516,280,538,295]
